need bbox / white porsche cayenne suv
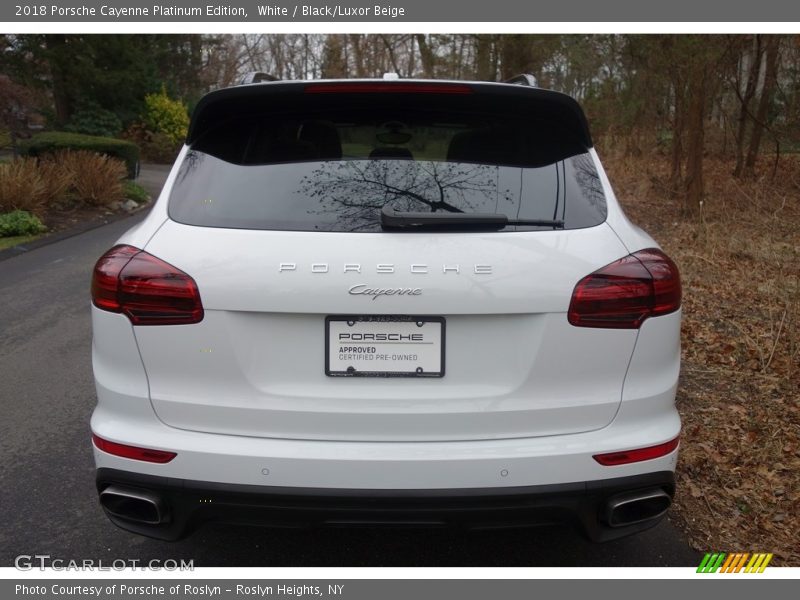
[90,75,681,541]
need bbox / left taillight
[91,244,204,326]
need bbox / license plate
[326,316,445,377]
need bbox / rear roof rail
[239,71,280,85]
[504,74,538,87]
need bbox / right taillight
[91,244,204,326]
[568,248,681,329]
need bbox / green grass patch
[0,234,41,251]
[123,180,150,204]
[0,210,47,237]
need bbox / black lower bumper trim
[96,468,675,542]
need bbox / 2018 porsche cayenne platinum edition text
[90,75,681,541]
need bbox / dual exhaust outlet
[604,489,672,528]
[99,486,169,525]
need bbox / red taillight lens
[593,436,680,466]
[305,82,473,94]
[568,248,681,329]
[92,434,177,464]
[636,249,682,318]
[91,245,203,325]
[90,245,139,312]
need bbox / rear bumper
[96,468,675,542]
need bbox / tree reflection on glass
[176,150,204,185]
[297,160,515,232]
[570,153,605,213]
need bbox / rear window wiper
[380,205,565,231]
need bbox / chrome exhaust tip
[605,489,671,527]
[99,486,168,525]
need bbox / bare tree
[744,36,782,176]
[733,35,763,177]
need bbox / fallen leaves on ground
[605,153,800,565]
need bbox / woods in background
[2,34,799,212]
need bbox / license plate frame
[325,315,445,378]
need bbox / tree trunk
[380,35,401,75]
[733,35,762,178]
[744,36,781,176]
[415,35,435,78]
[684,63,707,215]
[349,35,366,77]
[474,35,494,80]
[456,36,467,79]
[9,129,19,157]
[670,78,685,195]
[407,36,416,77]
[321,35,347,78]
[44,35,71,126]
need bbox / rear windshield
[169,102,606,233]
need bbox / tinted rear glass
[169,98,606,232]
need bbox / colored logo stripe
[720,553,736,572]
[697,552,772,573]
[733,553,750,573]
[696,553,712,572]
[697,553,726,573]
[745,553,773,573]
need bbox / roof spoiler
[188,79,592,149]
